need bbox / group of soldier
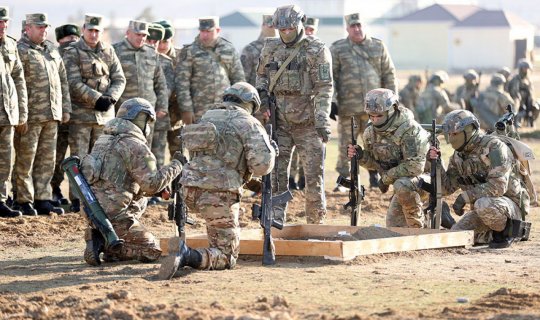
[0,4,536,279]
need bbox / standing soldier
[62,14,126,213]
[176,16,245,125]
[497,66,511,92]
[256,5,333,225]
[399,75,423,112]
[304,17,319,37]
[347,89,430,228]
[0,7,27,218]
[476,74,514,129]
[416,71,455,123]
[113,20,169,147]
[508,59,539,127]
[241,14,276,87]
[331,13,398,189]
[159,83,275,279]
[51,23,81,206]
[14,13,70,215]
[454,69,480,112]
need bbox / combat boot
[288,177,298,191]
[15,202,38,216]
[84,229,105,266]
[35,200,65,215]
[441,201,456,229]
[489,220,515,249]
[158,240,202,280]
[70,199,81,213]
[52,186,69,206]
[0,202,22,218]
[369,170,380,188]
[297,175,306,190]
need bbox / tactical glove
[330,102,338,121]
[452,194,467,216]
[378,179,389,194]
[245,177,263,194]
[354,145,364,160]
[94,95,115,111]
[316,128,331,143]
[172,151,188,165]
[257,88,270,111]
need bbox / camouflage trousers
[336,114,369,177]
[167,128,182,158]
[69,123,103,200]
[274,124,326,224]
[51,123,69,188]
[151,129,168,169]
[0,126,14,202]
[184,187,240,270]
[15,121,58,203]
[289,149,304,180]
[451,196,522,244]
[386,177,427,228]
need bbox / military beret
[156,20,174,40]
[344,13,361,26]
[147,23,165,41]
[55,24,81,42]
[26,13,50,26]
[199,16,219,31]
[0,6,9,21]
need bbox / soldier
[428,110,530,248]
[241,14,276,87]
[50,23,81,206]
[113,20,169,147]
[256,5,333,224]
[155,20,183,160]
[63,14,126,213]
[508,59,539,127]
[331,13,398,190]
[81,98,183,265]
[14,13,70,215]
[176,16,245,125]
[0,7,27,218]
[454,69,480,112]
[416,71,455,123]
[497,66,511,92]
[399,75,423,111]
[347,89,430,228]
[476,74,514,129]
[158,82,275,279]
[304,17,319,37]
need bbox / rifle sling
[269,39,306,93]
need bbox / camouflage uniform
[257,5,333,224]
[162,46,183,158]
[175,36,245,121]
[416,74,454,123]
[508,61,538,126]
[81,98,182,262]
[438,111,529,243]
[0,21,27,204]
[113,38,169,146]
[331,17,397,178]
[15,30,71,204]
[180,97,275,270]
[358,90,429,228]
[399,75,422,111]
[454,71,479,112]
[476,75,514,129]
[241,36,266,87]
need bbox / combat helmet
[442,110,479,135]
[490,73,506,86]
[463,69,479,81]
[429,71,449,84]
[116,97,156,121]
[223,82,261,114]
[517,58,532,70]
[273,5,306,45]
[364,88,399,113]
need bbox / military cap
[156,20,174,40]
[199,16,219,31]
[305,17,319,29]
[25,13,50,26]
[147,23,165,41]
[345,13,361,26]
[0,6,9,21]
[84,14,104,31]
[262,14,273,27]
[129,20,149,35]
[55,24,81,42]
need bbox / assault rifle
[252,124,293,265]
[420,120,443,229]
[495,105,520,139]
[167,152,194,240]
[336,117,365,226]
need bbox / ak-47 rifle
[252,124,293,265]
[167,146,194,240]
[336,117,365,226]
[420,120,443,229]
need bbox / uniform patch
[318,63,330,81]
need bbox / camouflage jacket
[0,35,27,126]
[154,53,173,131]
[175,36,245,121]
[508,74,534,107]
[180,102,275,193]
[360,107,430,185]
[163,46,182,129]
[81,117,182,220]
[113,39,168,113]
[416,83,453,122]
[256,37,333,129]
[440,133,528,218]
[63,38,126,125]
[454,84,479,110]
[17,35,71,123]
[330,36,397,117]
[240,35,265,86]
[399,83,420,110]
[479,85,513,116]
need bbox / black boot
[369,170,380,188]
[288,177,298,191]
[84,229,105,266]
[52,186,69,206]
[34,200,65,215]
[15,202,37,216]
[158,240,202,280]
[297,175,306,190]
[489,220,515,249]
[0,202,22,218]
[441,201,456,229]
[70,199,81,213]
